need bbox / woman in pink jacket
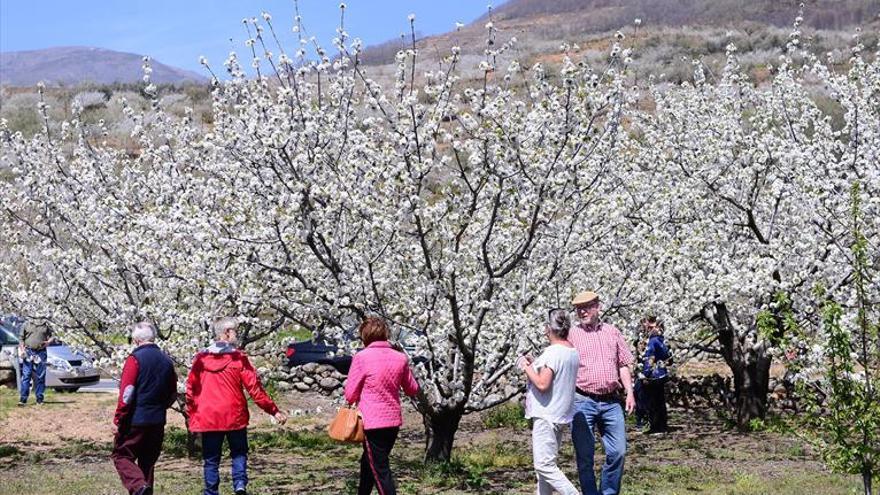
[344,317,420,495]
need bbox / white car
[0,321,100,392]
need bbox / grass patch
[481,401,529,430]
[400,441,533,492]
[249,428,339,451]
[399,458,492,492]
[0,444,22,459]
[162,426,192,457]
[746,413,794,434]
[51,439,111,458]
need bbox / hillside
[483,0,878,31]
[0,46,207,87]
[358,0,879,67]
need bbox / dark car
[285,338,353,374]
[284,327,428,375]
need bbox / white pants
[532,418,579,495]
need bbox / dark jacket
[114,343,178,427]
[641,334,671,381]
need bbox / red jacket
[185,342,279,432]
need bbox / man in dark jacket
[186,316,287,495]
[112,321,178,495]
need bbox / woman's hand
[516,354,533,371]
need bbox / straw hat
[571,291,599,307]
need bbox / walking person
[344,317,420,495]
[186,317,287,495]
[568,291,635,495]
[17,321,54,406]
[112,321,179,495]
[518,308,581,495]
[640,316,671,434]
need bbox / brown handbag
[328,404,365,443]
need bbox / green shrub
[481,401,529,430]
[0,444,22,459]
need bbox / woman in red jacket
[344,317,420,495]
[186,317,287,495]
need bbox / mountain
[0,46,207,87]
[482,0,879,31]
[358,0,879,65]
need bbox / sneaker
[36,401,45,406]
[16,401,26,407]
[234,490,248,495]
[133,485,153,495]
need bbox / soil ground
[0,386,864,494]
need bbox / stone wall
[267,362,346,398]
[264,364,804,415]
[666,374,801,413]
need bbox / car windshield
[0,327,19,345]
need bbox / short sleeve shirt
[524,344,580,424]
[568,322,634,394]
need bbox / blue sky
[0,1,493,74]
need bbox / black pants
[358,427,399,495]
[644,380,668,432]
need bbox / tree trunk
[703,301,772,429]
[731,353,771,429]
[423,409,463,463]
[864,467,873,495]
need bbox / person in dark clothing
[640,316,671,433]
[111,321,178,495]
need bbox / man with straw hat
[567,291,635,495]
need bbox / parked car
[285,338,353,375]
[284,327,427,375]
[0,318,100,392]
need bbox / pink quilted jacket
[344,341,420,430]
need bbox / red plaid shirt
[568,322,634,394]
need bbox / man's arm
[620,365,635,414]
[114,355,139,427]
[239,354,280,416]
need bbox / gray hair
[547,309,571,339]
[211,316,239,339]
[130,321,157,343]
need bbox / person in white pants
[518,308,581,495]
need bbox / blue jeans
[19,348,47,403]
[202,429,248,495]
[570,396,626,495]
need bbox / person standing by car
[18,321,54,406]
[112,321,178,495]
[518,308,581,495]
[639,316,671,433]
[344,317,420,495]
[568,291,635,495]
[186,317,287,495]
